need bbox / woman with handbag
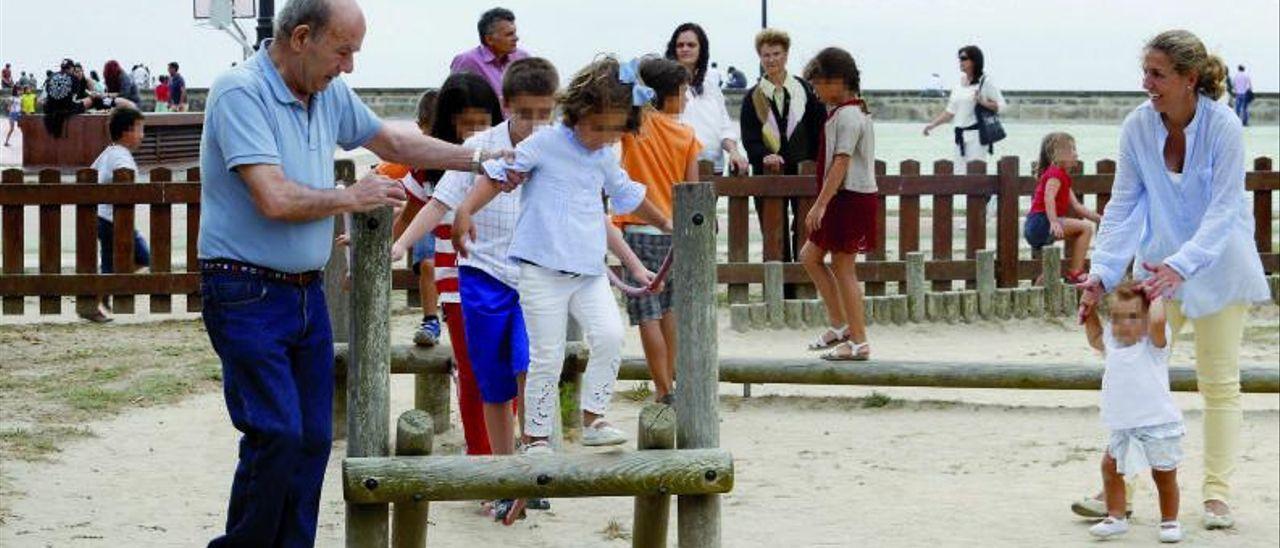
[923,45,1007,167]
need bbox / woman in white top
[665,22,750,175]
[1074,29,1270,530]
[922,45,1007,167]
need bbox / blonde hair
[1109,280,1150,313]
[1145,30,1228,100]
[1035,132,1075,177]
[754,28,790,53]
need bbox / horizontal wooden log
[613,357,1280,393]
[344,449,734,504]
[334,343,453,376]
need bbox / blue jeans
[1234,94,1251,126]
[96,217,151,273]
[201,270,333,548]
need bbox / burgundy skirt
[808,190,878,254]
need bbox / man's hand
[762,154,785,171]
[728,152,750,175]
[346,172,406,212]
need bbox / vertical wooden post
[1,169,25,315]
[976,250,997,320]
[328,160,355,440]
[149,168,174,313]
[931,160,954,292]
[416,372,452,436]
[1253,157,1273,255]
[865,160,887,296]
[905,252,926,322]
[964,161,989,290]
[763,261,784,328]
[632,402,676,548]
[392,409,433,548]
[346,206,393,547]
[898,161,922,261]
[111,168,138,313]
[75,169,99,316]
[185,167,202,312]
[673,183,720,548]
[995,157,1021,288]
[726,194,750,304]
[1042,246,1063,316]
[38,169,62,314]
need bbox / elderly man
[198,0,502,546]
[449,7,529,100]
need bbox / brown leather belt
[199,259,321,286]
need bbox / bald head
[270,0,367,97]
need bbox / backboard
[193,0,257,20]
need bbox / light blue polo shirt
[198,41,382,273]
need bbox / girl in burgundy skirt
[799,47,878,361]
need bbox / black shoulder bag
[974,76,1006,146]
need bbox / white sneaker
[581,420,627,446]
[1071,495,1132,519]
[1159,521,1184,543]
[1089,516,1130,539]
[1202,511,1234,530]
[522,440,553,456]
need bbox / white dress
[679,70,739,172]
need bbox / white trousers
[518,263,625,437]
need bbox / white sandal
[807,326,849,351]
[821,341,871,361]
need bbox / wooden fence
[1,157,1276,317]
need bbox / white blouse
[945,75,1007,128]
[679,70,739,166]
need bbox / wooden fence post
[329,160,355,441]
[74,169,99,316]
[905,252,926,322]
[995,157,1021,288]
[632,403,676,548]
[673,182,721,548]
[392,409,433,548]
[346,205,393,547]
[38,169,62,314]
[1042,246,1063,316]
[976,250,997,320]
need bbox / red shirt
[1030,164,1072,215]
[155,84,170,102]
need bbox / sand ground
[1,304,1278,547]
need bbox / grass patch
[0,426,96,462]
[617,382,654,403]
[598,519,630,541]
[860,391,896,409]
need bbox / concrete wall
[166,87,1279,124]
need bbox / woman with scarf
[740,28,824,269]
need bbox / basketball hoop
[195,0,259,59]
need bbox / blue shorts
[458,266,529,403]
[1023,212,1055,249]
[410,235,435,275]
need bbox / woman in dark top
[103,60,141,105]
[740,27,824,176]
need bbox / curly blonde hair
[1145,30,1228,100]
[754,28,790,53]
[558,56,640,131]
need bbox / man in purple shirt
[1231,65,1253,126]
[449,7,529,100]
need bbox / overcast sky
[2,0,1277,92]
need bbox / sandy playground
[1,303,1278,547]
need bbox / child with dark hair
[613,56,701,403]
[83,107,152,322]
[1083,282,1184,542]
[452,56,671,459]
[800,47,876,361]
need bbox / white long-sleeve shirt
[680,70,739,168]
[1090,95,1270,318]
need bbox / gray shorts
[1108,421,1184,478]
[622,231,672,325]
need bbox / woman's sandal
[806,326,849,351]
[821,341,871,361]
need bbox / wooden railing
[1,157,1276,317]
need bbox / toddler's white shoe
[522,440,553,456]
[1088,516,1130,539]
[582,419,627,446]
[1158,521,1183,543]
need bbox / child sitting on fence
[1082,281,1184,543]
[452,56,672,457]
[82,106,152,323]
[373,89,445,348]
[1024,132,1101,283]
[613,56,702,403]
[799,47,876,361]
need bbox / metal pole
[759,0,768,79]
[256,0,275,49]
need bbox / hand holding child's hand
[1076,274,1104,325]
[1140,262,1183,300]
[390,242,407,262]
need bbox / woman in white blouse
[922,45,1007,167]
[665,23,750,175]
[1073,29,1269,530]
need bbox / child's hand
[629,266,656,289]
[496,170,526,192]
[451,211,476,259]
[390,241,407,262]
[1076,274,1104,325]
[805,203,826,233]
[1050,220,1065,239]
[334,233,350,247]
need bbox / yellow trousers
[1168,301,1248,504]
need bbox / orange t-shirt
[374,162,411,180]
[612,111,702,227]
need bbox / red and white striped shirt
[396,169,459,304]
